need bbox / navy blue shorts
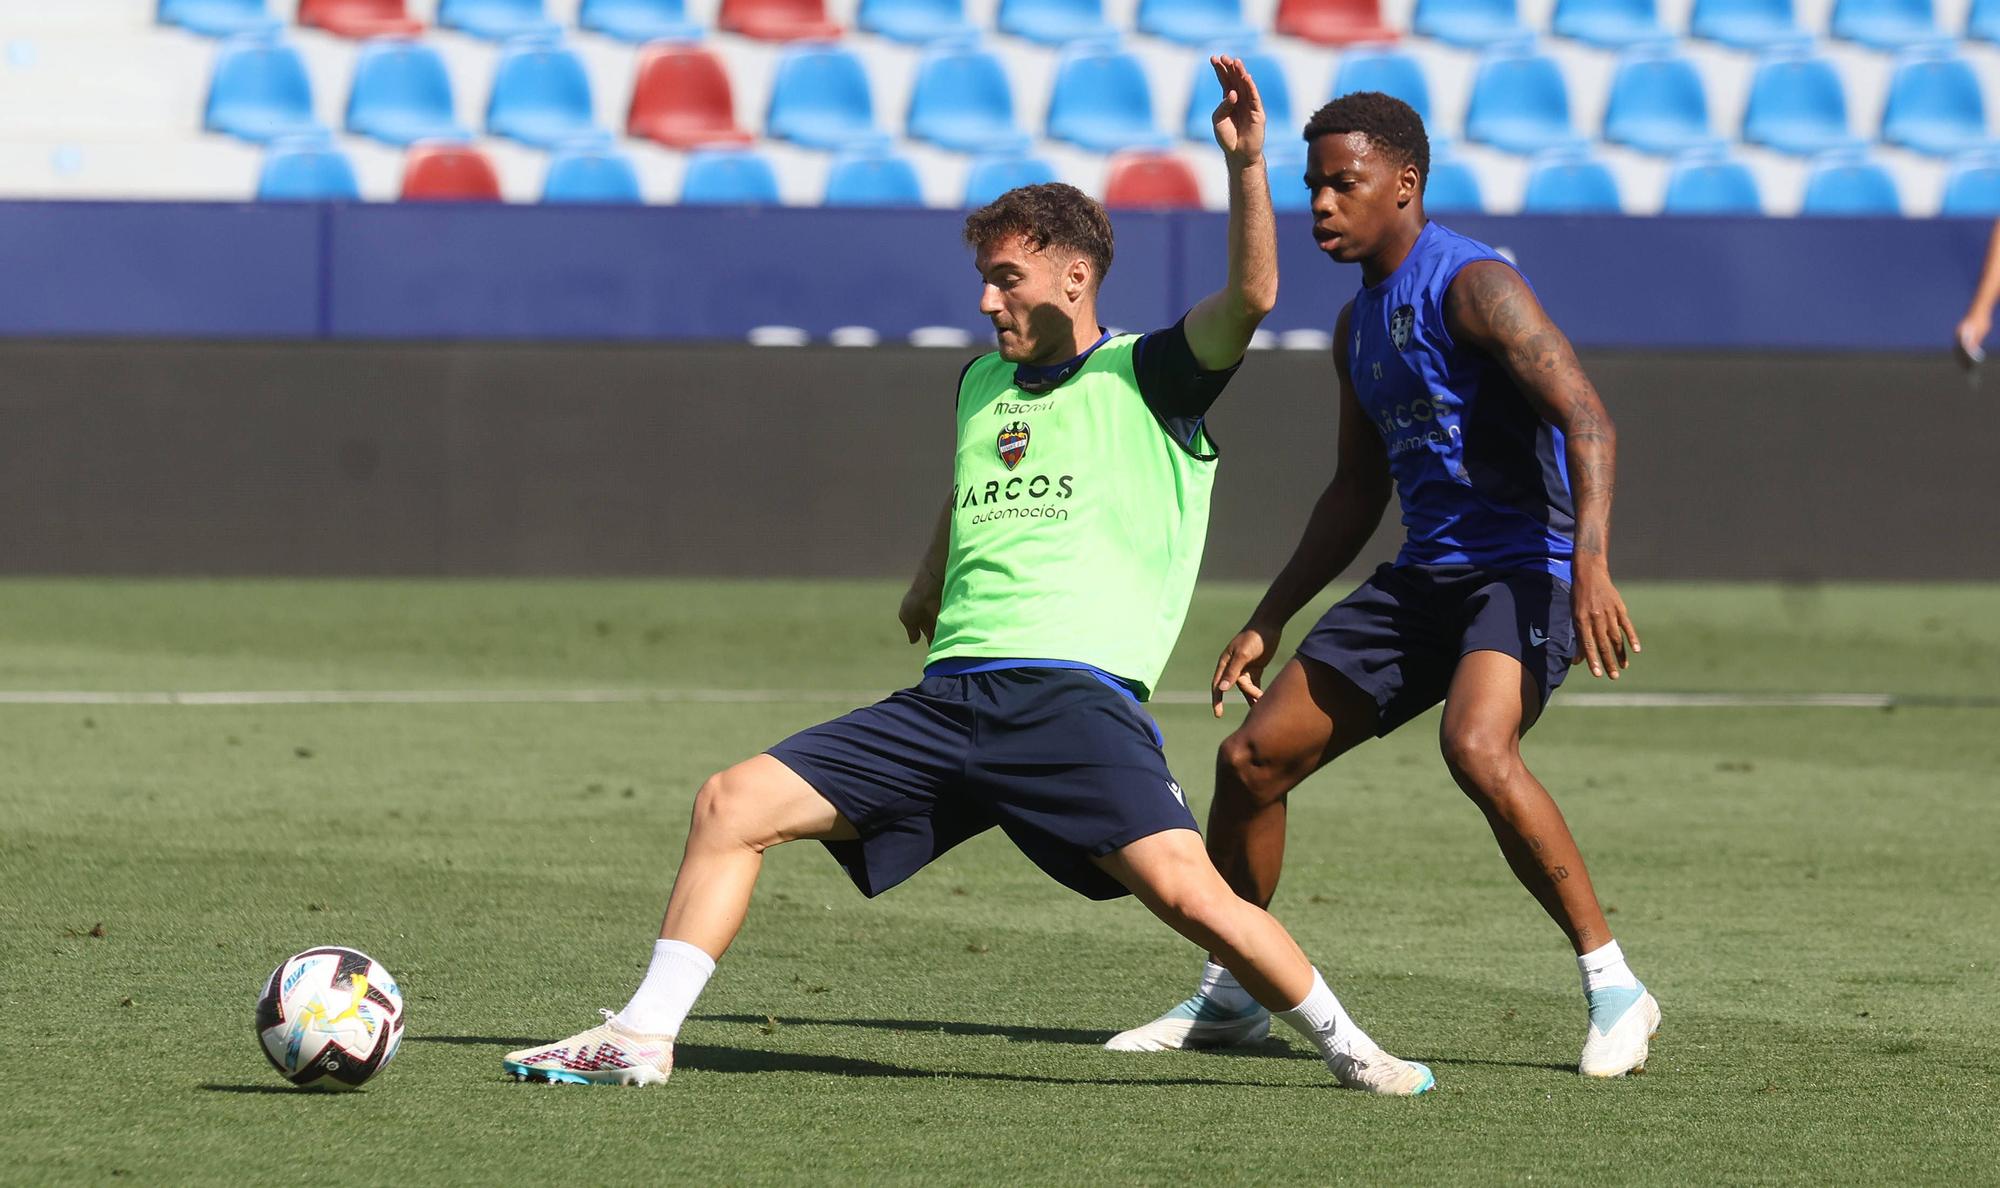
[766,668,1197,902]
[1296,563,1574,737]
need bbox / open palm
[1209,54,1266,162]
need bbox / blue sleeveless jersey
[1347,221,1575,582]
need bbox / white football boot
[503,1011,674,1086]
[1104,992,1271,1052]
[1578,984,1661,1077]
[1326,1047,1437,1096]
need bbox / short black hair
[963,183,1115,289]
[1301,92,1430,187]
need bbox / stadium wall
[3,340,1991,580]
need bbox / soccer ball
[255,946,406,1090]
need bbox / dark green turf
[1,582,1995,1185]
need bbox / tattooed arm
[1444,259,1641,680]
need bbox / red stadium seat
[299,0,426,37]
[1103,151,1203,209]
[1275,0,1397,43]
[719,0,842,40]
[627,44,755,149]
[400,141,502,200]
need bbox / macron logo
[1528,627,1550,648]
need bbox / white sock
[1578,939,1640,995]
[615,939,716,1037]
[1273,968,1378,1059]
[1197,959,1257,1013]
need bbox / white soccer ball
[255,946,406,1090]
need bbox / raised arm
[1182,55,1278,373]
[1444,259,1639,680]
[1956,218,2000,366]
[898,495,951,645]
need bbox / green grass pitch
[1,580,1996,1184]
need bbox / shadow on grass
[689,1012,1296,1058]
[198,1083,353,1095]
[1412,1057,1576,1074]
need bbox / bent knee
[689,764,779,848]
[1439,729,1522,794]
[1217,730,1313,805]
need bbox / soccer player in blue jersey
[1110,93,1660,1077]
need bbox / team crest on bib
[1390,304,1416,351]
[997,421,1030,470]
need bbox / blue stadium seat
[1184,47,1292,143]
[437,0,559,40]
[1971,0,2000,41]
[1412,0,1526,47]
[1941,150,2000,214]
[680,148,782,204]
[1552,0,1663,47]
[1046,40,1172,152]
[1880,47,1991,157]
[1602,46,1716,155]
[204,34,323,143]
[160,0,280,37]
[766,43,883,150]
[1425,153,1485,212]
[1689,0,1801,47]
[1464,45,1584,155]
[824,146,926,206]
[1521,148,1622,213]
[256,133,360,201]
[579,0,702,41]
[1137,0,1255,45]
[1830,0,1937,48]
[1263,141,1309,211]
[1660,149,1762,213]
[998,0,1115,43]
[1331,47,1432,126]
[859,0,976,42]
[964,154,1059,205]
[347,40,471,146]
[1800,150,1901,215]
[1741,47,1858,156]
[908,40,1031,153]
[543,142,644,203]
[487,37,599,148]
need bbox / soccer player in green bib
[503,58,1434,1096]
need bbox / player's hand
[1209,55,1266,164]
[1212,623,1279,716]
[1955,311,1989,372]
[1569,564,1639,680]
[898,581,940,645]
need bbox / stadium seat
[627,44,753,149]
[159,0,279,37]
[1880,47,1990,157]
[908,41,1031,154]
[1103,150,1204,208]
[543,142,643,202]
[1800,150,1901,215]
[400,140,502,200]
[680,148,782,204]
[964,154,1059,205]
[1829,0,1937,48]
[256,133,361,201]
[1464,45,1583,155]
[1412,0,1526,47]
[348,39,471,146]
[579,0,702,41]
[299,0,424,37]
[1602,46,1716,155]
[1521,148,1622,213]
[487,37,599,148]
[1046,41,1172,152]
[1425,154,1485,212]
[1265,142,1309,210]
[1689,0,1801,47]
[437,0,559,40]
[204,34,323,143]
[1184,47,1292,143]
[1552,0,1663,46]
[998,0,1116,43]
[766,43,882,149]
[1137,0,1255,45]
[1331,47,1432,126]
[824,146,926,206]
[1741,47,1859,156]
[1941,150,2000,214]
[1971,0,2000,41]
[1660,149,1763,213]
[859,0,976,42]
[719,0,842,40]
[1275,0,1396,45]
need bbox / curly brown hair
[963,183,1114,290]
[1302,92,1430,187]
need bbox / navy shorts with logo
[766,668,1197,902]
[1296,562,1575,736]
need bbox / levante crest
[1390,304,1416,351]
[997,421,1030,470]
